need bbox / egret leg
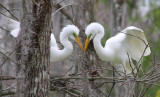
[107,66,115,97]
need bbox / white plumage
[50,25,82,62]
[10,28,20,37]
[84,22,151,74]
[7,18,83,62]
[5,18,20,37]
[6,18,20,31]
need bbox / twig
[0,90,15,96]
[0,46,18,69]
[138,83,145,97]
[51,77,120,81]
[0,76,16,80]
[126,52,136,77]
[2,81,18,91]
[31,0,39,6]
[52,3,75,16]
[61,88,80,97]
[137,45,150,72]
[0,12,16,20]
[140,65,159,80]
[0,2,19,21]
[0,51,17,64]
[0,26,10,32]
[52,3,83,29]
[140,84,152,97]
[1,8,19,14]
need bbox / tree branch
[0,2,19,21]
[53,3,82,29]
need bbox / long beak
[75,37,83,51]
[84,37,90,53]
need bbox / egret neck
[93,32,113,61]
[59,33,73,60]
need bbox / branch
[0,76,15,80]
[0,90,15,96]
[0,26,10,32]
[0,2,19,21]
[0,51,17,64]
[0,46,18,69]
[52,3,82,29]
[51,76,122,81]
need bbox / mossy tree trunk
[16,0,52,96]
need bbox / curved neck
[50,32,73,62]
[93,33,113,61]
[61,40,73,57]
[59,33,73,60]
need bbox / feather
[5,17,20,31]
[121,26,151,61]
[10,28,20,37]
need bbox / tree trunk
[16,0,52,96]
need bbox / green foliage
[127,7,142,22]
[142,54,152,73]
[100,1,160,96]
[101,24,111,47]
[100,0,107,3]
[150,7,160,30]
[127,0,136,9]
[145,84,160,97]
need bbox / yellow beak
[75,37,83,51]
[84,37,90,53]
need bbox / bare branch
[52,3,83,29]
[0,2,19,21]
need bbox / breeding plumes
[7,18,83,62]
[84,22,151,74]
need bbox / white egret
[84,22,151,74]
[7,18,83,62]
[50,25,83,62]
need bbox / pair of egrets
[9,19,150,75]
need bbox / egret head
[61,25,83,51]
[84,22,104,53]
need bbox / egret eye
[73,33,78,38]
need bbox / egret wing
[4,17,20,37]
[10,28,20,37]
[5,17,20,31]
[121,26,151,61]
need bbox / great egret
[7,18,83,62]
[84,22,151,74]
[50,25,83,62]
